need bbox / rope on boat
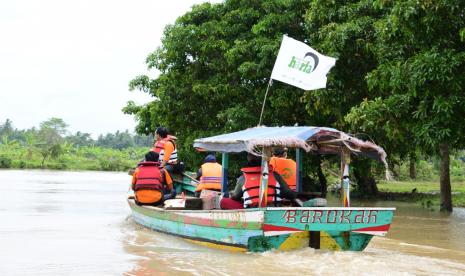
[258,79,273,126]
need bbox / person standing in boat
[220,153,297,209]
[131,151,176,206]
[152,127,178,174]
[269,147,297,191]
[195,154,222,196]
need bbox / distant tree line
[0,118,151,170]
[0,118,153,149]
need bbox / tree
[0,119,14,138]
[304,0,408,195]
[347,0,465,211]
[133,133,153,148]
[39,118,68,136]
[96,130,136,149]
[125,0,329,174]
[36,118,68,167]
[1,135,19,147]
[66,131,94,147]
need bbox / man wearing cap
[269,147,297,191]
[195,154,223,196]
[152,127,178,174]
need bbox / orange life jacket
[242,166,281,208]
[196,162,222,192]
[270,157,297,191]
[134,161,163,191]
[152,138,178,165]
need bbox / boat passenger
[195,154,222,196]
[132,151,176,206]
[152,127,178,174]
[220,153,297,209]
[269,147,297,191]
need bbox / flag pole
[258,79,273,126]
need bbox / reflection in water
[1,169,465,275]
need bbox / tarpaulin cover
[193,126,333,152]
[193,126,390,178]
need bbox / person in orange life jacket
[152,127,178,174]
[131,151,176,206]
[195,154,222,197]
[269,147,297,191]
[220,153,296,210]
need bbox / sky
[0,0,219,138]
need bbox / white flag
[270,35,336,90]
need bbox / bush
[17,160,26,168]
[98,155,133,171]
[0,155,12,168]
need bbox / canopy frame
[195,126,390,205]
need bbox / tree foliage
[346,0,465,210]
[125,0,315,167]
[124,0,350,179]
[0,119,14,138]
[303,0,403,194]
[307,0,465,208]
[354,0,465,151]
[36,118,69,167]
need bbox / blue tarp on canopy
[193,126,390,178]
[193,126,338,153]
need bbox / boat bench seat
[164,197,203,210]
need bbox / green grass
[378,179,465,193]
[377,179,465,208]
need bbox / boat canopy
[193,126,387,163]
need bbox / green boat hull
[128,199,393,252]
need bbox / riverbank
[377,180,465,209]
[0,146,146,172]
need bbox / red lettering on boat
[354,211,363,223]
[312,210,323,223]
[282,210,297,223]
[340,210,352,223]
[368,210,378,223]
[327,210,337,223]
[300,210,311,223]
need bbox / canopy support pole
[258,79,273,126]
[296,148,303,193]
[341,150,351,207]
[221,153,229,195]
[258,147,272,208]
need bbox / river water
[0,169,464,275]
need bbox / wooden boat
[128,126,395,252]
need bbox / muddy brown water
[0,169,464,275]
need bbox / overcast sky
[0,0,218,138]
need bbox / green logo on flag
[288,52,319,73]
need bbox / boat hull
[128,199,394,252]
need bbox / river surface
[0,169,464,275]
